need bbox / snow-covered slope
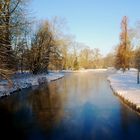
[108,69,140,111]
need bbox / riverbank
[108,69,140,113]
[0,72,64,98]
[61,68,108,73]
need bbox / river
[0,72,140,140]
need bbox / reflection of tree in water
[0,100,29,140]
[0,81,68,136]
[1,73,140,139]
[28,83,66,131]
[63,73,103,105]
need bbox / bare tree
[79,47,91,69]
[115,16,132,71]
[93,48,102,68]
[0,0,30,81]
[30,21,57,74]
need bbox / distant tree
[47,19,71,70]
[73,56,79,70]
[78,46,103,69]
[30,20,63,74]
[48,40,63,70]
[71,41,80,70]
[115,16,132,71]
[59,39,70,70]
[93,48,102,68]
[79,47,91,69]
[30,22,53,74]
[103,53,115,68]
[55,38,80,70]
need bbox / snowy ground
[0,72,64,98]
[108,69,140,111]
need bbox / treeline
[60,45,114,70]
[0,0,64,79]
[0,0,114,81]
[114,16,140,83]
[2,1,140,84]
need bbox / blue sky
[30,0,140,55]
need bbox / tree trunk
[21,55,23,73]
[137,69,140,84]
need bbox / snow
[0,72,64,98]
[108,69,140,110]
[61,69,108,73]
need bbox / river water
[0,72,140,140]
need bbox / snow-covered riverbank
[108,69,140,112]
[0,73,64,98]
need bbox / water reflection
[0,72,140,140]
[28,84,66,131]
